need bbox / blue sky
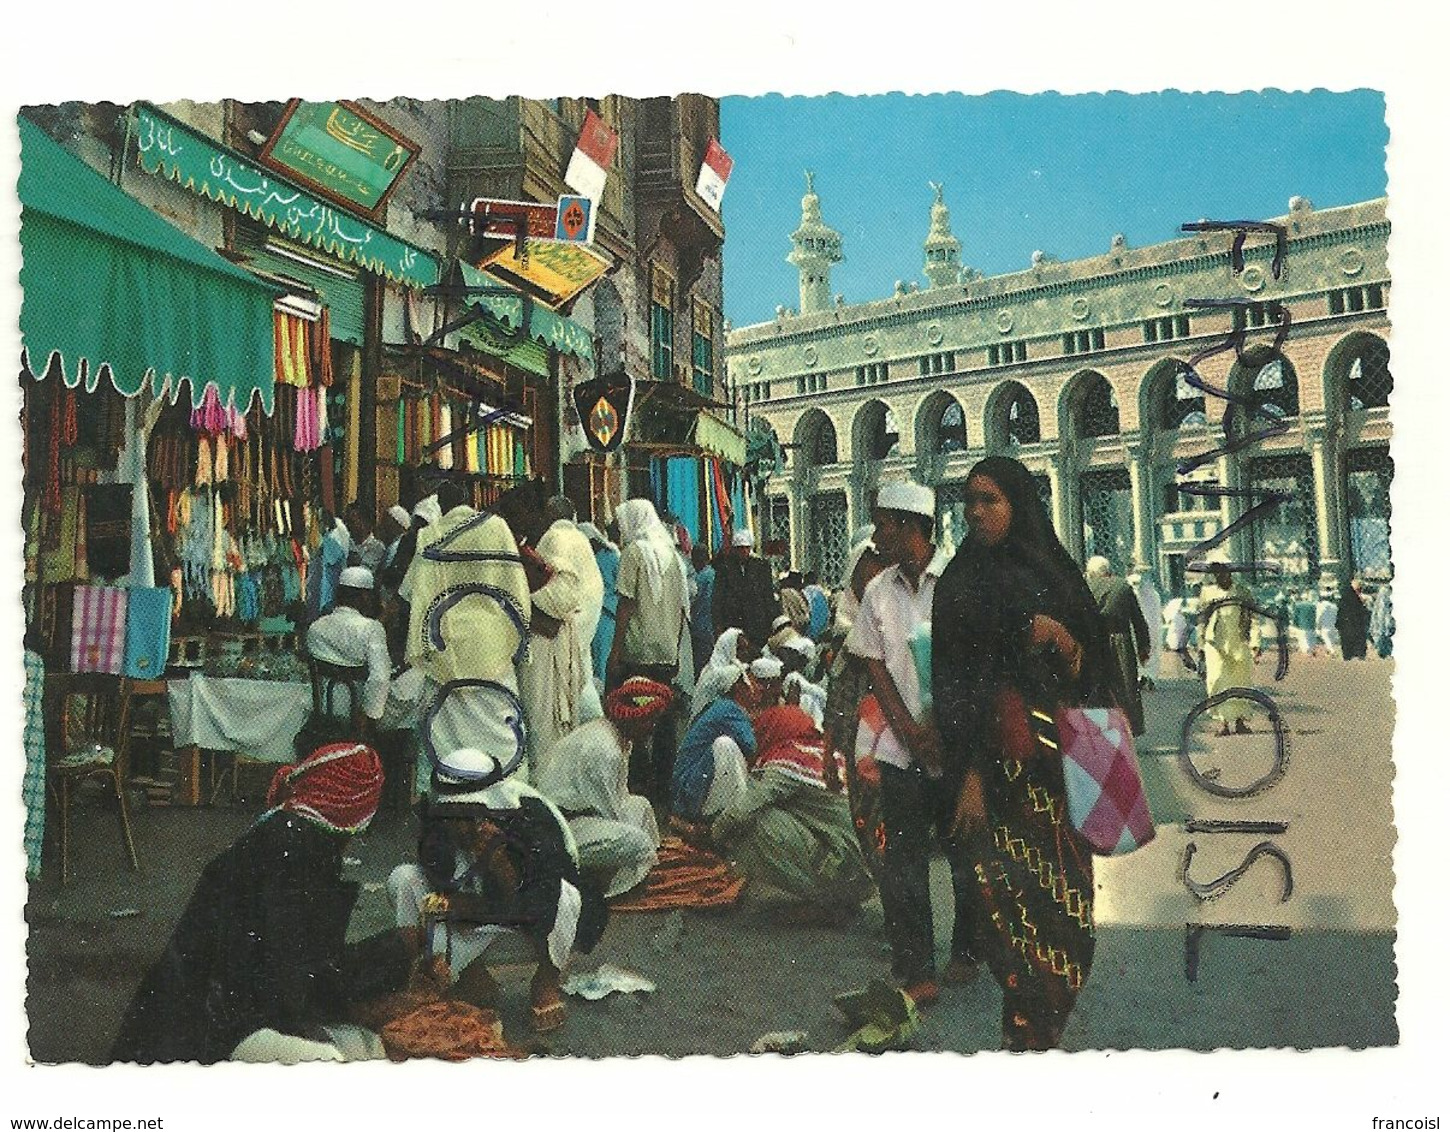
[718,91,1388,328]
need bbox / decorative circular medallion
[1241,265,1267,293]
[747,356,762,376]
[863,334,879,356]
[927,323,944,346]
[803,344,818,366]
[1152,282,1174,308]
[996,309,1014,334]
[1070,297,1090,322]
[1340,248,1365,277]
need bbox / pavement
[22,655,1397,1062]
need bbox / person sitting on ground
[112,719,411,1064]
[533,678,673,899]
[672,652,783,827]
[779,571,812,636]
[306,566,423,731]
[711,704,874,926]
[775,632,827,728]
[388,746,608,1034]
[803,571,831,642]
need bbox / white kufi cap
[339,566,375,590]
[875,480,936,519]
[731,528,755,548]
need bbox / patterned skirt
[972,740,1096,1051]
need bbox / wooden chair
[45,673,140,885]
[307,656,369,736]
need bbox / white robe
[1134,577,1165,680]
[401,506,530,776]
[533,719,660,898]
[520,520,603,775]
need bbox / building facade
[446,95,740,539]
[726,180,1391,598]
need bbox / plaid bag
[71,585,129,674]
[1055,705,1155,856]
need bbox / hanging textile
[710,459,731,552]
[71,585,129,674]
[84,483,133,580]
[667,458,702,546]
[731,476,748,539]
[123,587,173,679]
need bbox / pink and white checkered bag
[70,585,129,674]
[1055,705,1155,856]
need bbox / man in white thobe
[305,566,424,729]
[519,497,605,779]
[1129,567,1164,687]
[400,481,531,781]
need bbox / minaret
[787,170,843,315]
[922,182,962,289]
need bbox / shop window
[650,266,675,381]
[691,300,714,396]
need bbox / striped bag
[71,585,129,674]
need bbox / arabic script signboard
[258,99,420,220]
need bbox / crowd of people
[111,460,1397,1061]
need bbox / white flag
[565,109,619,203]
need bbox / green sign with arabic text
[259,100,419,218]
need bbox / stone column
[1307,424,1341,576]
[1216,452,1243,566]
[1046,453,1074,555]
[1127,441,1153,571]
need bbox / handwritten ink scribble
[417,507,531,789]
[1179,689,1291,798]
[1182,840,1294,903]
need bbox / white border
[3,2,1446,1128]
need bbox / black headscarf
[932,456,1114,774]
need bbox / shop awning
[458,314,551,378]
[693,410,746,466]
[19,116,281,413]
[459,262,594,362]
[133,104,440,291]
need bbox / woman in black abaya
[932,456,1115,1051]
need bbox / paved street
[23,656,1396,1061]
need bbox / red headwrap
[751,705,840,790]
[605,677,674,725]
[267,741,384,834]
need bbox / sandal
[531,998,567,1034]
[902,981,940,1008]
[941,956,981,985]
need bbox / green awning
[457,315,551,378]
[459,261,593,361]
[18,115,281,413]
[694,410,747,467]
[134,104,440,291]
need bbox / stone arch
[983,380,1041,453]
[1140,356,1207,433]
[1323,331,1391,413]
[792,407,838,469]
[1060,369,1121,441]
[1228,346,1299,419]
[852,398,900,462]
[914,390,968,456]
